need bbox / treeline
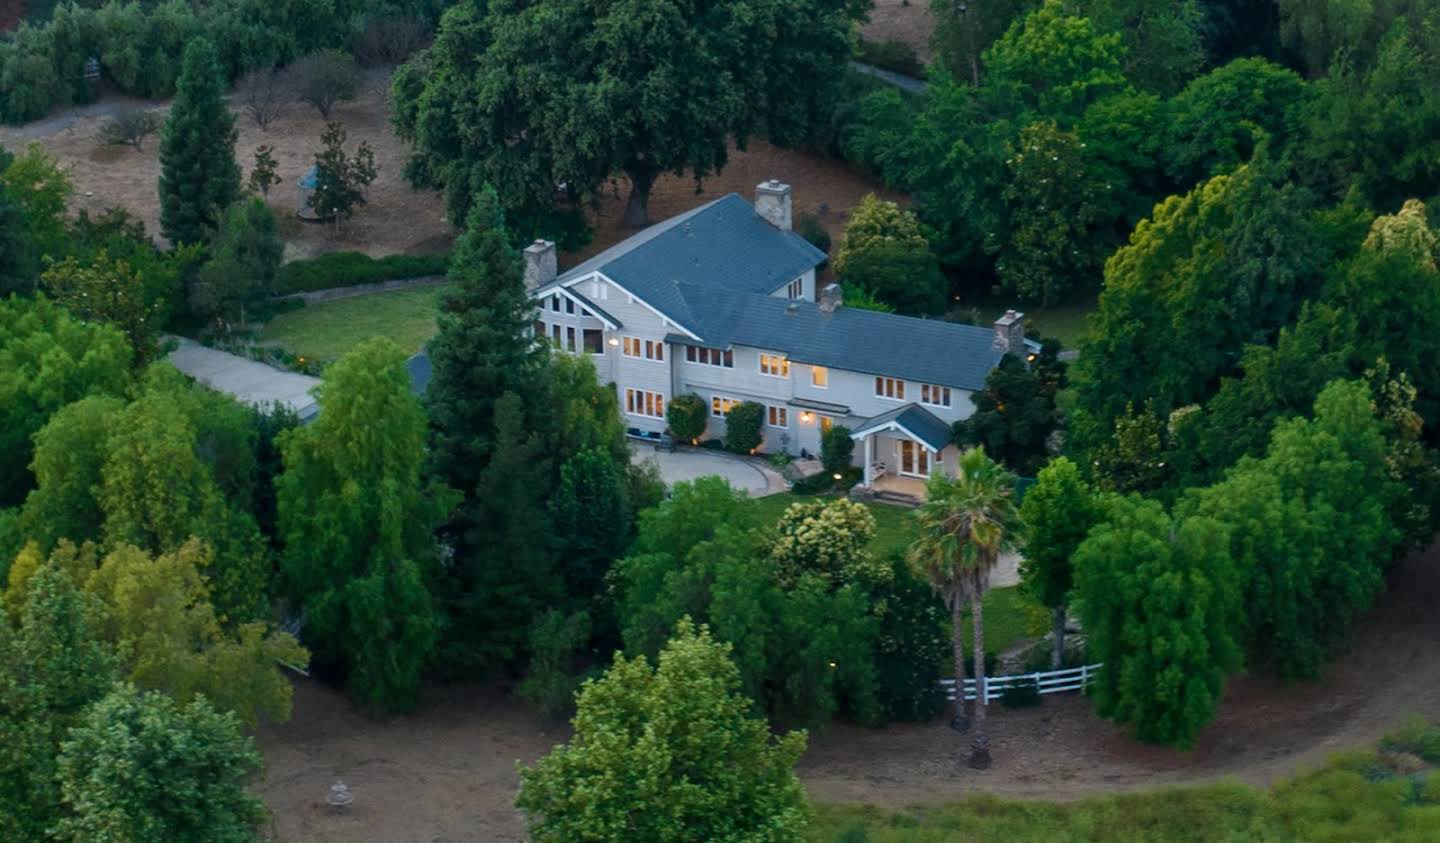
[837,0,1440,306]
[0,0,442,123]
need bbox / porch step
[871,489,921,508]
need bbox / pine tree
[158,38,239,246]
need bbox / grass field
[260,286,446,363]
[808,733,1440,842]
[750,493,1043,656]
[976,295,1097,348]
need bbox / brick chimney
[992,309,1026,357]
[523,239,557,292]
[819,282,843,313]
[755,180,792,231]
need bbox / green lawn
[976,294,1097,348]
[750,493,1043,655]
[260,286,447,363]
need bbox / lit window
[711,396,740,418]
[921,384,952,407]
[645,339,664,361]
[623,336,642,357]
[759,354,790,378]
[625,389,665,418]
[875,377,905,400]
[811,366,829,388]
[819,415,834,434]
[767,406,788,428]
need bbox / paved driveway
[630,442,779,497]
[168,338,321,419]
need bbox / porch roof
[850,403,952,452]
[787,396,851,415]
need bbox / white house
[524,180,1035,499]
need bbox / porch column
[864,434,874,486]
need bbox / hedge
[277,251,449,294]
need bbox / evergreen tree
[158,38,240,246]
[425,185,556,671]
[551,447,631,605]
[276,338,456,712]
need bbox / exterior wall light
[801,411,813,423]
[607,337,620,346]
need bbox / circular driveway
[629,443,773,496]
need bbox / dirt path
[255,539,1440,839]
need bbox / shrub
[791,466,860,495]
[857,38,925,78]
[796,211,831,256]
[1381,717,1440,765]
[99,108,162,150]
[999,678,1042,709]
[821,424,854,474]
[665,393,708,443]
[276,251,449,293]
[723,401,764,454]
[517,610,592,721]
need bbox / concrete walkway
[851,61,927,94]
[168,338,321,420]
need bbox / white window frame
[787,277,803,299]
[644,339,664,362]
[625,388,665,419]
[875,377,906,401]
[767,405,788,429]
[711,395,741,418]
[811,365,829,389]
[921,384,952,408]
[759,353,790,378]
[582,328,604,355]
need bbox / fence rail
[939,663,1103,704]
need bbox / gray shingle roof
[545,193,826,335]
[674,284,1007,391]
[851,403,953,452]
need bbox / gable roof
[542,193,826,334]
[851,403,953,452]
[670,284,1009,391]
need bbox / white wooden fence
[939,663,1103,704]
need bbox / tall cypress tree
[425,184,557,671]
[158,38,239,246]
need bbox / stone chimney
[818,282,843,314]
[755,180,792,231]
[992,309,1026,357]
[523,239,557,292]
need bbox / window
[787,277,804,299]
[875,377,905,400]
[565,326,577,353]
[622,336,641,357]
[759,354,790,378]
[550,294,561,312]
[550,324,562,346]
[811,366,829,388]
[767,406,788,428]
[533,320,546,338]
[711,396,741,418]
[583,329,604,354]
[624,337,663,361]
[590,279,608,300]
[685,346,735,368]
[645,339,664,361]
[921,384,952,407]
[625,389,665,418]
[565,298,575,314]
[819,415,834,434]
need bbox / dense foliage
[391,0,867,239]
[517,621,809,841]
[158,38,240,246]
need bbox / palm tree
[910,446,1022,769]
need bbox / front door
[899,440,930,477]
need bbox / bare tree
[236,68,289,130]
[286,50,358,119]
[99,108,162,151]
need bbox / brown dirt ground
[255,539,1440,841]
[0,70,899,267]
[861,0,937,64]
